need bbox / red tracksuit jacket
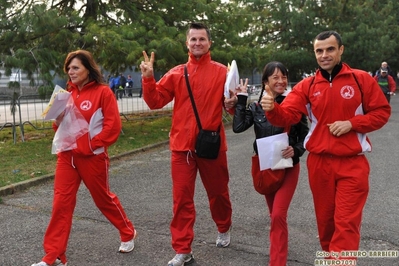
[266,63,391,156]
[53,81,121,155]
[142,52,233,152]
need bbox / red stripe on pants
[42,151,135,264]
[170,151,232,253]
[307,153,369,255]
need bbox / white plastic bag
[51,98,89,154]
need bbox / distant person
[31,50,137,266]
[375,61,395,80]
[119,73,127,97]
[397,71,399,90]
[233,62,308,266]
[126,74,134,97]
[261,31,390,263]
[108,74,115,93]
[140,22,237,266]
[112,73,120,99]
[374,67,396,103]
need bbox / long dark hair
[258,61,289,102]
[63,50,104,84]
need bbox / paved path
[1,97,399,266]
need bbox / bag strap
[184,65,202,130]
[351,72,366,114]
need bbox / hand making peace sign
[140,51,155,78]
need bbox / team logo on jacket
[80,100,92,111]
[340,86,355,99]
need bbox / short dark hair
[314,31,343,47]
[186,22,211,40]
[258,61,289,102]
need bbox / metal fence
[1,86,280,144]
[0,90,175,144]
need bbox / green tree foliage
[0,0,398,87]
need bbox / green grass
[0,111,172,188]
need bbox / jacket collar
[318,62,343,81]
[67,80,96,91]
[187,51,211,65]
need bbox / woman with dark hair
[233,61,308,266]
[32,50,137,266]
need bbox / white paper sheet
[256,132,293,170]
[224,60,239,98]
[42,85,71,120]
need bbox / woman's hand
[281,145,294,159]
[261,84,274,111]
[55,110,65,126]
[235,78,248,94]
[225,78,249,109]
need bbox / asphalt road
[1,96,399,266]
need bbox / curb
[0,141,169,197]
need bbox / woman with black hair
[233,61,308,266]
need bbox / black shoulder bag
[184,65,221,159]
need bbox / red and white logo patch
[340,86,355,99]
[80,100,92,111]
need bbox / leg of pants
[170,151,232,253]
[42,152,81,265]
[307,153,369,253]
[77,153,135,242]
[197,151,232,234]
[265,163,299,266]
[42,152,135,264]
[386,94,391,103]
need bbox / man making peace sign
[140,22,237,266]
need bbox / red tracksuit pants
[170,151,232,253]
[265,163,300,266]
[41,151,135,265]
[307,153,369,257]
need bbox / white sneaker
[31,260,67,266]
[31,262,49,266]
[216,227,231,247]
[167,253,193,266]
[119,229,137,253]
[54,259,67,266]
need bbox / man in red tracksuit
[140,22,236,266]
[261,31,391,262]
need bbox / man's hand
[327,120,352,137]
[224,90,237,109]
[260,85,274,111]
[140,51,155,78]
